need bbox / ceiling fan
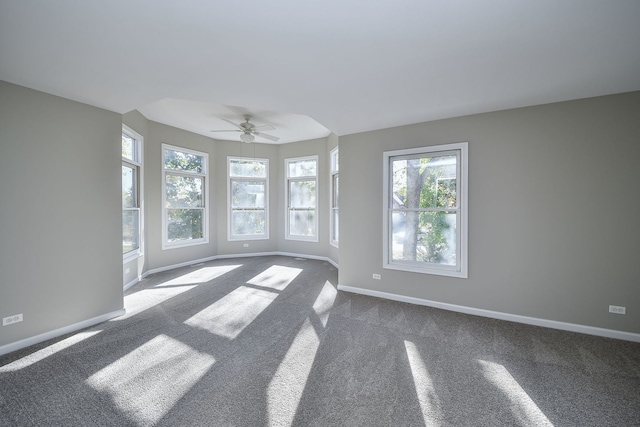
[210,114,280,143]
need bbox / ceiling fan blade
[210,129,241,133]
[254,131,280,142]
[254,124,276,131]
[220,118,244,130]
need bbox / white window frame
[330,147,339,248]
[227,156,269,241]
[122,124,143,262]
[285,155,319,242]
[383,142,468,278]
[162,143,209,250]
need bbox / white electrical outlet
[372,274,381,280]
[609,305,626,315]
[3,313,23,326]
[243,243,249,248]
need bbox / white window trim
[330,147,339,248]
[227,156,269,241]
[122,124,143,262]
[382,142,468,278]
[285,155,319,242]
[161,143,209,250]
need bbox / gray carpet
[1,255,639,426]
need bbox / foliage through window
[285,156,318,241]
[228,157,268,240]
[330,147,339,247]
[383,143,468,278]
[122,125,142,258]
[162,144,208,248]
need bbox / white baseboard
[215,251,338,269]
[145,255,219,276]
[138,252,338,289]
[276,252,339,269]
[124,275,143,291]
[337,285,640,343]
[0,309,126,357]
[215,251,279,260]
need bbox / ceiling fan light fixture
[240,133,255,143]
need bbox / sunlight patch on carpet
[267,317,320,427]
[86,334,215,426]
[477,359,554,426]
[247,265,302,290]
[184,286,277,339]
[312,281,337,327]
[155,265,242,287]
[404,340,443,425]
[114,285,197,321]
[0,330,102,372]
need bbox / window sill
[285,235,319,243]
[162,239,209,251]
[228,235,270,242]
[123,251,143,264]
[383,262,467,279]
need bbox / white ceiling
[137,99,331,144]
[1,0,639,143]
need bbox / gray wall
[0,81,123,348]
[339,91,640,334]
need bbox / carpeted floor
[1,255,639,426]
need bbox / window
[228,157,269,240]
[162,144,208,249]
[285,156,318,241]
[330,147,339,247]
[383,142,468,278]
[122,125,143,259]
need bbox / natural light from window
[267,317,320,427]
[477,359,553,426]
[184,286,277,339]
[247,265,302,291]
[86,335,215,426]
[0,330,102,372]
[112,286,197,321]
[155,265,241,287]
[312,281,337,327]
[404,340,442,424]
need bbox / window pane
[123,209,139,253]
[332,209,339,242]
[232,181,265,208]
[164,148,204,173]
[391,210,457,266]
[289,181,316,208]
[122,133,135,161]
[167,209,203,241]
[230,160,266,178]
[392,155,457,209]
[289,210,316,236]
[288,159,316,177]
[122,165,136,208]
[165,175,203,208]
[333,174,339,208]
[232,210,266,235]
